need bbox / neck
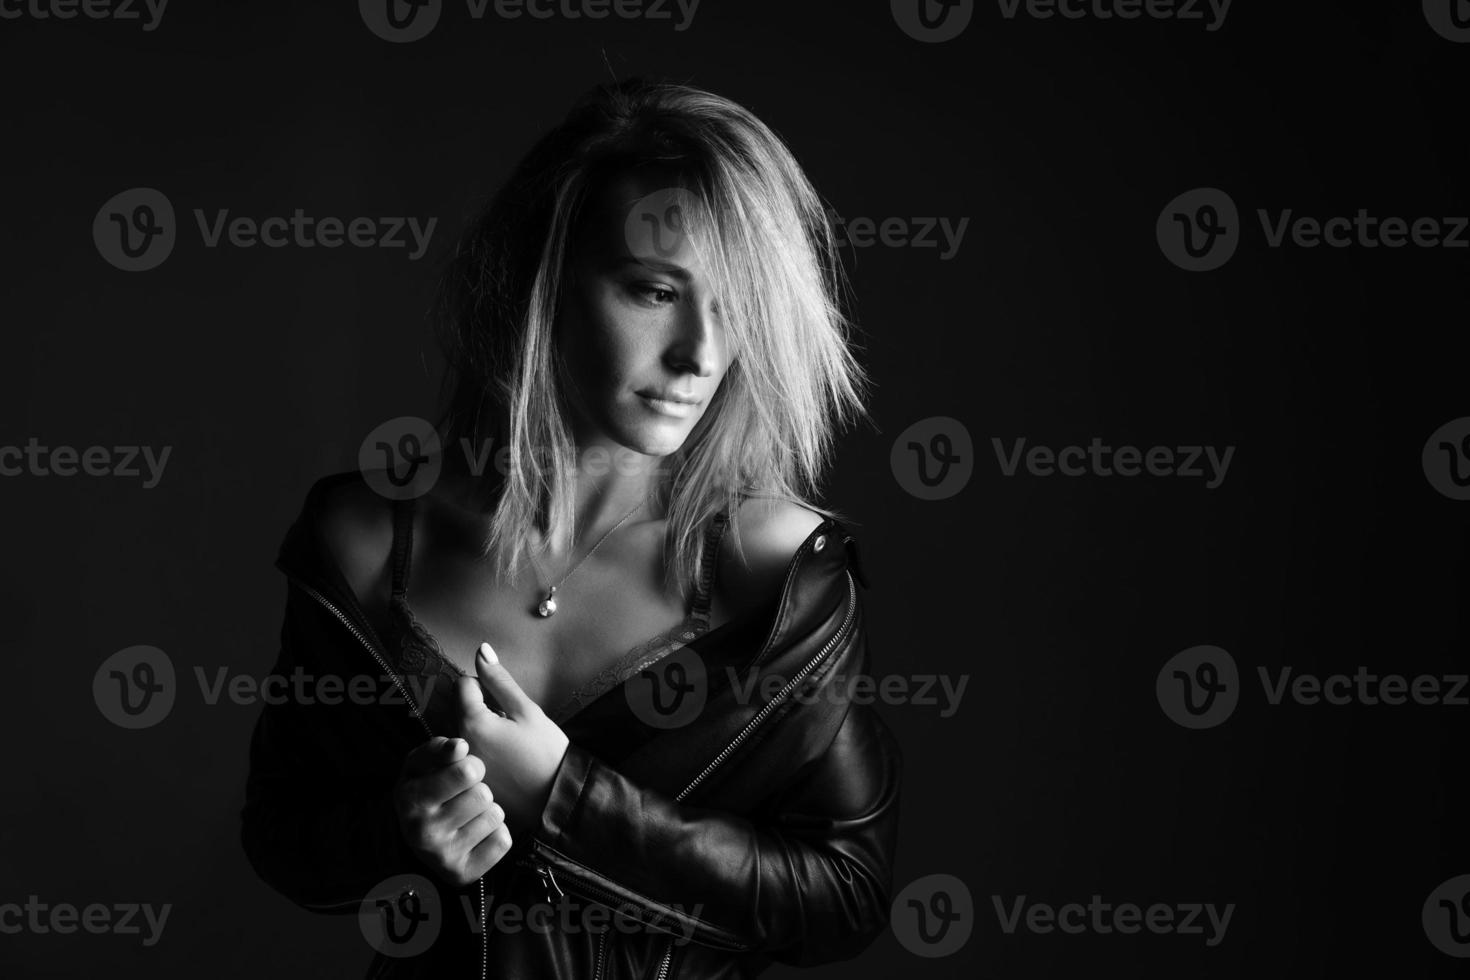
[546,442,667,558]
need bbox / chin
[613,419,694,458]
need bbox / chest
[399,521,705,712]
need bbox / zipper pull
[537,864,566,903]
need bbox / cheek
[567,284,647,393]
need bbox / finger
[439,781,499,830]
[476,642,537,720]
[456,674,493,725]
[402,736,466,779]
[405,752,486,810]
[453,802,508,843]
[466,823,513,868]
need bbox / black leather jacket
[241,473,902,978]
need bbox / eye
[629,282,678,306]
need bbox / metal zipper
[653,937,673,980]
[593,929,609,980]
[675,572,857,803]
[289,577,489,980]
[289,578,429,732]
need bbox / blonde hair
[432,78,872,599]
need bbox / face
[555,172,731,460]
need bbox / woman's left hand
[454,642,571,836]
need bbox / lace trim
[545,615,707,724]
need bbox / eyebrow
[612,255,694,282]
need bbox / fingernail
[479,641,497,664]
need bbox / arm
[534,697,902,966]
[239,583,427,911]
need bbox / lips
[637,390,701,405]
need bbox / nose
[665,296,720,378]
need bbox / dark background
[2,1,1467,976]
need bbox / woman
[242,78,902,978]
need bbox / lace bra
[384,499,731,725]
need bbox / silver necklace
[530,490,654,618]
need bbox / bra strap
[389,497,416,601]
[688,508,730,630]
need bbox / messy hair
[432,77,871,598]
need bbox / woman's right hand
[393,736,513,887]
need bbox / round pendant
[537,596,557,617]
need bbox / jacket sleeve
[240,582,427,912]
[530,633,903,966]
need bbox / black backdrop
[2,1,1467,976]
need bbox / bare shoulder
[712,496,827,622]
[312,475,396,611]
